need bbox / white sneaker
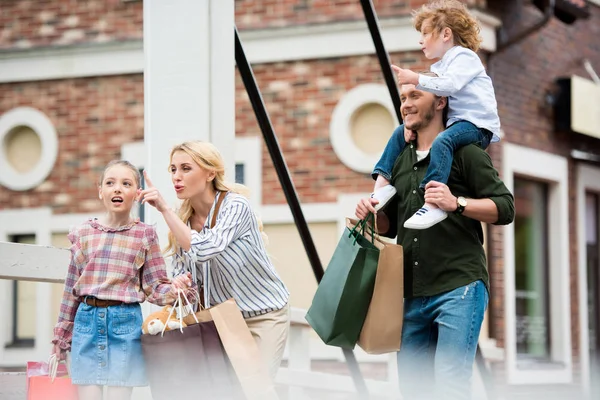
[371,185,397,211]
[403,206,447,230]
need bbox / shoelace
[414,207,429,216]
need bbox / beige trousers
[245,304,290,380]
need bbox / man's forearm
[461,198,498,224]
[375,212,390,235]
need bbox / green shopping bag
[305,216,379,349]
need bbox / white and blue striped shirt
[417,46,501,142]
[172,192,289,318]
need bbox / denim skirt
[71,301,147,386]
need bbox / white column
[143,0,235,247]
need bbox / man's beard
[404,102,436,132]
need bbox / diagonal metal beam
[234,26,369,399]
[359,0,402,124]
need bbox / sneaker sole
[403,213,448,230]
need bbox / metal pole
[359,0,402,124]
[234,26,369,399]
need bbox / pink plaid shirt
[52,218,174,350]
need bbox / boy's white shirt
[417,46,501,142]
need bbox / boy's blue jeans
[397,280,488,400]
[372,121,492,189]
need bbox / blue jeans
[373,121,492,188]
[397,280,488,400]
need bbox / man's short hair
[408,70,448,122]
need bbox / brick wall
[235,0,485,30]
[0,75,144,213]
[0,0,142,50]
[0,0,485,50]
[235,51,431,205]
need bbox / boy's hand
[404,127,416,142]
[391,65,419,86]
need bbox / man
[355,81,514,400]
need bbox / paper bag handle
[48,353,70,382]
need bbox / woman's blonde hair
[164,141,266,256]
[413,0,482,52]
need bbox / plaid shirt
[52,218,174,350]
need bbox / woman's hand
[138,171,169,213]
[172,272,192,290]
[424,181,457,212]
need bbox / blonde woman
[139,141,290,379]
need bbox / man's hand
[355,197,378,220]
[138,171,169,213]
[404,127,416,142]
[424,181,457,212]
[391,65,419,86]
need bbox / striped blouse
[172,192,289,318]
[53,219,175,350]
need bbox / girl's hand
[52,342,66,362]
[138,171,169,213]
[172,272,192,290]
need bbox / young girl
[52,160,190,400]
[139,141,290,380]
[372,0,501,230]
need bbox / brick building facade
[0,0,599,397]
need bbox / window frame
[6,234,37,348]
[503,143,572,384]
[577,164,600,396]
[0,208,54,367]
[234,136,262,208]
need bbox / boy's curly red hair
[413,0,482,52]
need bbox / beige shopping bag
[184,299,278,400]
[347,217,404,354]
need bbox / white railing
[0,241,403,400]
[0,241,500,399]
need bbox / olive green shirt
[383,143,514,298]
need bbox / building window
[0,107,58,191]
[234,137,262,207]
[330,84,398,174]
[138,168,145,222]
[235,163,245,185]
[6,234,36,348]
[514,178,550,363]
[503,143,571,384]
[586,192,600,394]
